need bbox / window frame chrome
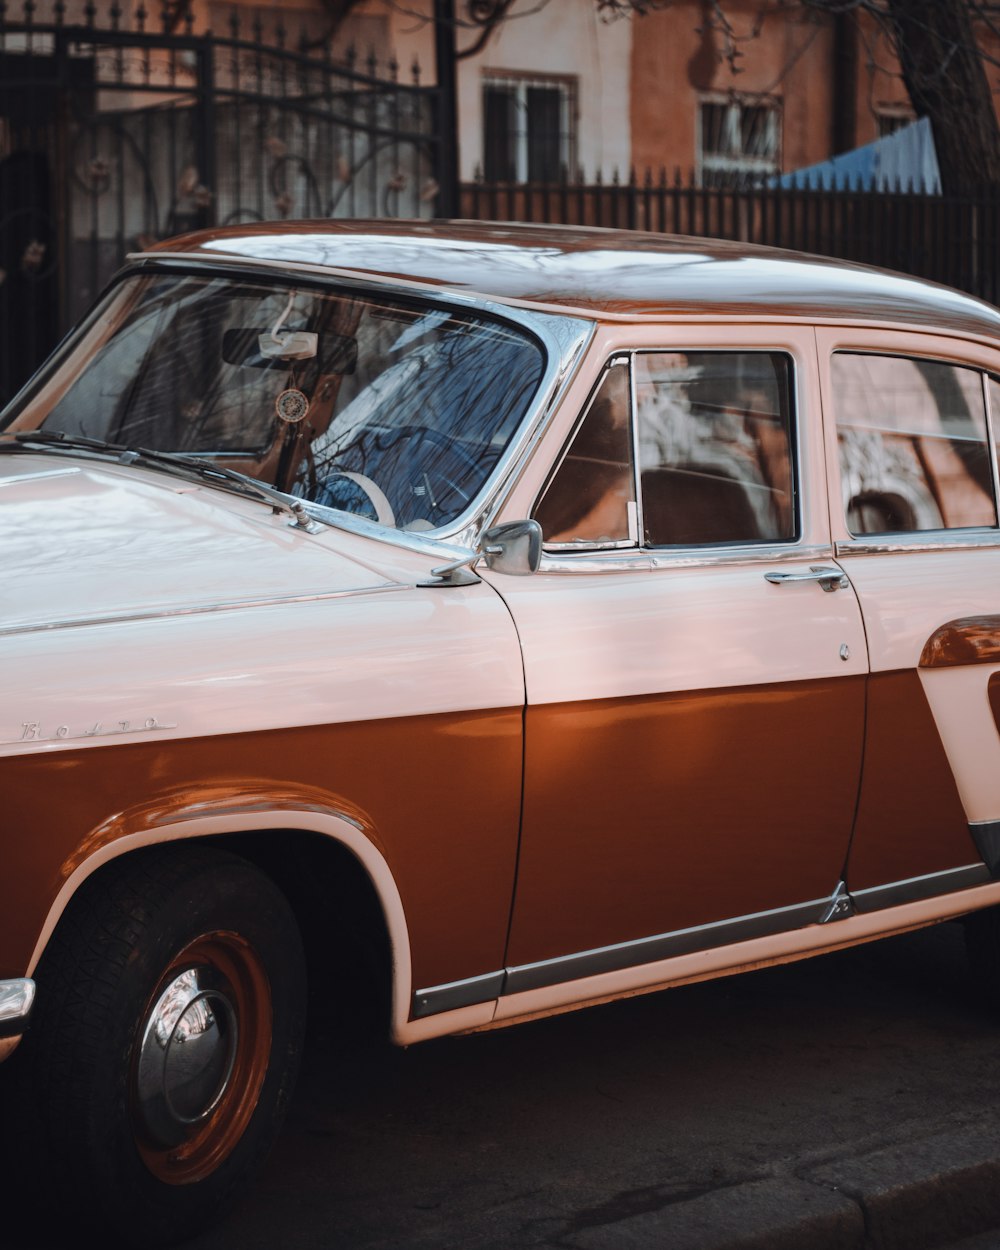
[830,347,1000,548]
[986,370,1000,523]
[21,253,596,560]
[532,354,638,555]
[533,345,806,572]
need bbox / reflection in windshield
[8,275,546,531]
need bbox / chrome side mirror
[429,519,543,583]
[481,519,542,576]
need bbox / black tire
[21,844,306,1248]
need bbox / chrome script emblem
[11,716,177,745]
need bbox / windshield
[3,273,547,531]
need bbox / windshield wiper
[2,430,324,534]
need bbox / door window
[833,354,997,534]
[534,351,797,550]
[636,351,796,545]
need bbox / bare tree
[880,0,1000,191]
[598,0,1000,194]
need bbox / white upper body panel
[0,454,524,759]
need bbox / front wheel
[22,845,306,1247]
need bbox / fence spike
[251,8,262,42]
[54,0,66,26]
[227,5,237,37]
[411,56,421,85]
[134,1,146,31]
[109,0,121,30]
[84,0,96,27]
[388,53,398,81]
[366,46,378,77]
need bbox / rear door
[817,326,1000,907]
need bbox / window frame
[815,327,1000,558]
[696,93,782,189]
[481,71,578,183]
[531,347,802,556]
[532,356,638,552]
[830,349,1000,543]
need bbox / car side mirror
[481,519,542,576]
[429,519,542,583]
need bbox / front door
[485,327,869,992]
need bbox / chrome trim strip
[836,531,1000,557]
[0,978,35,1038]
[851,863,991,913]
[128,254,595,553]
[412,970,505,1019]
[413,865,997,1019]
[969,821,1000,878]
[503,895,833,995]
[538,542,835,576]
[0,582,405,638]
[0,466,81,486]
[982,372,1000,529]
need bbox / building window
[698,96,781,188]
[482,73,577,183]
[876,110,915,138]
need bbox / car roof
[147,219,1000,339]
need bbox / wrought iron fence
[460,169,1000,311]
[0,0,444,404]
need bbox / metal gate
[0,2,444,404]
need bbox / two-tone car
[4,220,1000,1245]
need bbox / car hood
[0,455,403,633]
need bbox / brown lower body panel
[0,707,522,988]
[506,675,866,969]
[845,669,980,892]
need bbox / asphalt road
[7,919,1000,1249]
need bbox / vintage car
[4,220,1000,1244]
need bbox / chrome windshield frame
[136,256,595,552]
[3,254,595,558]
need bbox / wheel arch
[27,809,412,1041]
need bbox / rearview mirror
[221,328,358,374]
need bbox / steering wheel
[314,471,395,526]
[373,424,483,520]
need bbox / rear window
[833,354,997,535]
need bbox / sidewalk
[567,1120,1000,1250]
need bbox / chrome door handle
[764,566,849,593]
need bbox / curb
[565,1123,1000,1250]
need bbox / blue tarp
[777,117,941,194]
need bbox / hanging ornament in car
[275,388,310,424]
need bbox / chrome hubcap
[135,965,239,1148]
